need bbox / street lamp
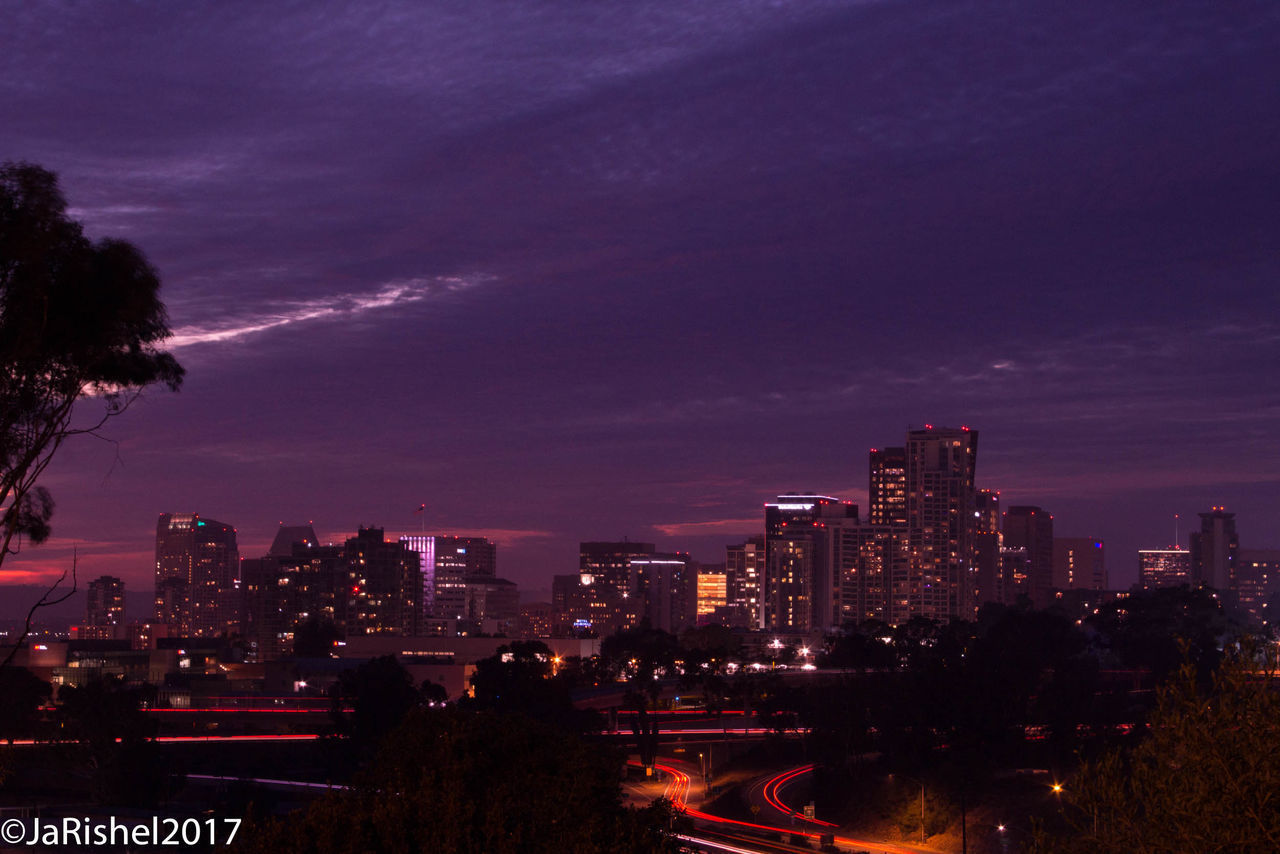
[890,773,926,844]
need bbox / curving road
[647,759,940,854]
[757,764,838,828]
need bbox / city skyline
[6,472,1268,624]
[2,1,1278,598]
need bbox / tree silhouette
[237,709,679,854]
[57,677,168,805]
[1,162,183,662]
[1030,645,1280,853]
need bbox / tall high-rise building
[975,489,1001,534]
[344,526,419,636]
[725,536,765,628]
[1003,506,1054,608]
[155,513,239,637]
[1001,545,1030,599]
[552,573,636,636]
[631,552,695,634]
[1235,549,1280,627]
[580,541,656,600]
[869,447,908,526]
[696,568,728,624]
[240,524,344,660]
[460,575,520,633]
[972,490,1005,606]
[84,575,125,638]
[1052,538,1106,591]
[830,521,908,625]
[400,535,498,620]
[906,426,979,619]
[764,493,857,633]
[1190,508,1238,592]
[1138,547,1191,589]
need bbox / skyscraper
[1052,538,1106,591]
[725,536,765,629]
[869,447,908,526]
[1190,507,1238,592]
[1003,506,1054,608]
[631,552,695,634]
[830,521,908,625]
[430,536,497,620]
[764,493,856,633]
[344,526,419,636]
[696,567,728,624]
[1138,547,1191,589]
[400,535,498,621]
[579,541,656,600]
[972,489,1006,606]
[155,513,239,637]
[906,426,979,619]
[1235,549,1280,627]
[84,575,125,639]
[240,524,344,660]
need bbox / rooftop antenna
[1174,513,1180,548]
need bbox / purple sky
[3,0,1279,602]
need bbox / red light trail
[760,764,838,827]
[648,760,924,854]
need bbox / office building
[830,521,908,625]
[629,553,694,633]
[1190,508,1238,591]
[1138,547,1191,589]
[972,490,1005,606]
[1003,506,1054,608]
[1001,545,1030,600]
[1235,549,1280,626]
[725,536,765,629]
[240,525,344,660]
[518,601,558,638]
[764,493,857,633]
[1052,538,1107,591]
[579,541,656,600]
[154,513,239,637]
[552,572,636,636]
[869,447,908,526]
[344,526,419,636]
[906,426,979,619]
[400,535,498,621]
[460,575,520,633]
[81,575,126,640]
[87,575,125,628]
[696,567,729,624]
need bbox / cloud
[168,275,489,349]
[0,568,75,586]
[652,517,763,538]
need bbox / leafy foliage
[56,676,169,805]
[1085,585,1228,682]
[0,162,182,613]
[465,641,601,732]
[0,665,50,743]
[237,709,679,854]
[1030,646,1280,854]
[328,655,428,748]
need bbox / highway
[647,760,939,854]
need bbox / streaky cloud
[167,274,490,348]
